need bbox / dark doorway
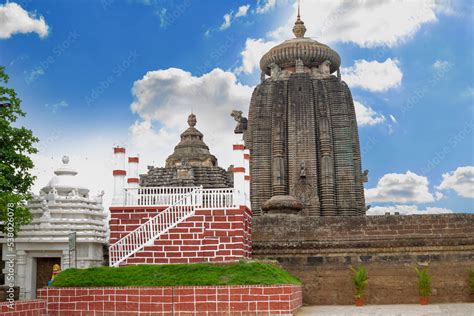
[36,258,61,290]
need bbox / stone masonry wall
[109,206,252,264]
[252,214,474,305]
[37,285,302,315]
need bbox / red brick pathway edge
[36,284,303,315]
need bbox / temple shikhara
[245,11,366,217]
[140,113,233,189]
[1,4,473,314]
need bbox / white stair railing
[124,186,200,206]
[109,188,202,267]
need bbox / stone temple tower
[245,10,367,216]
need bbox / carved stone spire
[292,0,306,38]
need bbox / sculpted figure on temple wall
[269,63,281,79]
[320,60,331,76]
[231,110,248,134]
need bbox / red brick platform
[109,206,253,265]
[37,284,302,315]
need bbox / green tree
[0,66,38,234]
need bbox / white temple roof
[41,156,89,196]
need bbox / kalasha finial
[293,0,306,38]
[62,155,70,164]
[187,113,196,127]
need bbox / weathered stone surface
[140,114,233,189]
[261,195,303,215]
[252,213,474,304]
[246,17,365,216]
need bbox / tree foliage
[0,66,38,234]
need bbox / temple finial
[187,113,196,127]
[293,0,306,38]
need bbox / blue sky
[1,0,473,214]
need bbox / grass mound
[51,261,301,287]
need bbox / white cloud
[354,101,385,127]
[461,86,474,98]
[220,13,232,30]
[235,38,278,74]
[437,166,474,198]
[435,191,444,200]
[390,114,398,124]
[0,2,49,39]
[237,0,452,75]
[219,4,250,31]
[256,0,276,14]
[130,67,253,168]
[25,67,45,82]
[267,0,451,48]
[341,59,403,92]
[45,100,68,114]
[236,5,250,18]
[365,171,436,203]
[367,205,454,216]
[156,8,167,28]
[432,59,452,70]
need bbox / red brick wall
[0,299,46,316]
[109,206,252,264]
[37,285,302,315]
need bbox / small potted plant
[350,265,368,306]
[414,266,432,305]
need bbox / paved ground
[296,303,474,316]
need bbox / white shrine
[0,156,107,299]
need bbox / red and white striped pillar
[243,148,251,208]
[127,156,139,189]
[112,146,126,206]
[232,140,246,207]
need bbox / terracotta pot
[419,297,429,305]
[355,298,364,306]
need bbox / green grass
[51,261,301,287]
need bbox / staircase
[109,188,202,267]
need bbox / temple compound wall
[252,213,474,305]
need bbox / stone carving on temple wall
[231,110,248,134]
[295,58,305,73]
[320,60,331,76]
[49,187,58,200]
[362,169,369,183]
[269,63,281,79]
[95,190,105,203]
[39,200,51,227]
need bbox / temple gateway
[244,12,367,216]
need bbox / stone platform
[253,213,474,305]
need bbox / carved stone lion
[230,110,248,134]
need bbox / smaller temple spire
[292,0,306,38]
